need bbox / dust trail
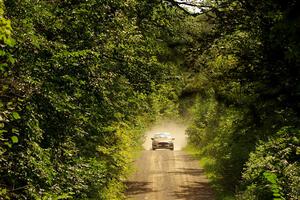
[143,120,188,150]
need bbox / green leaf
[0,49,6,56]
[11,136,18,143]
[8,55,15,64]
[5,38,16,47]
[12,128,19,134]
[12,112,21,120]
[4,142,12,148]
[263,172,277,184]
[0,64,8,72]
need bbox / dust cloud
[143,120,188,150]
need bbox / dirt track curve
[125,150,215,200]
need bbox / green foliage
[0,1,19,198]
[186,95,254,192]
[184,144,235,200]
[1,0,182,199]
[149,83,180,120]
[180,0,300,198]
[3,0,299,199]
[238,127,300,200]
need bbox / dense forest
[0,0,299,199]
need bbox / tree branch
[165,0,231,17]
[171,0,212,8]
[166,0,200,16]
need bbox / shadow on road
[168,168,205,176]
[172,181,215,200]
[124,181,156,196]
[125,150,215,200]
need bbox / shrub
[238,127,300,200]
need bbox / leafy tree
[178,0,300,198]
[1,0,182,199]
[0,1,18,197]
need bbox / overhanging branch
[166,0,201,16]
[165,0,231,17]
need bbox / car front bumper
[152,142,174,149]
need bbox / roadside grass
[183,144,235,200]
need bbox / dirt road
[125,150,215,200]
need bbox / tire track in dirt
[125,150,215,200]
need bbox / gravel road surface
[125,150,215,200]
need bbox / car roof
[154,132,172,137]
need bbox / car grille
[158,142,170,147]
[159,142,169,145]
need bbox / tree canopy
[1,0,299,199]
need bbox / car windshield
[154,133,172,139]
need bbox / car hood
[153,138,173,142]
